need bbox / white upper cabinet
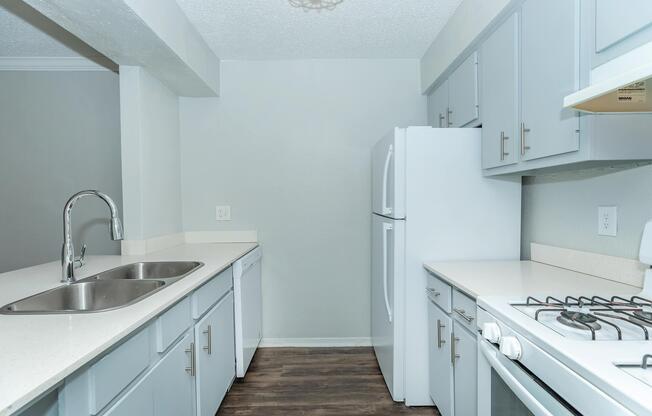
[448,52,480,128]
[429,80,449,128]
[593,0,652,66]
[481,13,519,169]
[520,0,580,161]
[478,0,652,176]
[595,0,652,52]
[427,53,480,129]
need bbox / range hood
[563,62,652,113]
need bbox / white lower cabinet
[104,331,196,416]
[53,268,239,416]
[428,299,454,416]
[428,273,479,416]
[152,331,196,416]
[103,375,154,416]
[452,322,477,416]
[195,291,236,416]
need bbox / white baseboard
[121,230,258,255]
[531,243,646,288]
[259,337,372,348]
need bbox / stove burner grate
[557,310,602,331]
[512,294,652,341]
[629,310,652,327]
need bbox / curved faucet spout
[62,190,124,283]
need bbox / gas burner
[629,310,652,327]
[557,310,602,331]
[512,294,652,341]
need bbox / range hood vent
[563,63,652,113]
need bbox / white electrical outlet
[215,205,231,221]
[598,206,617,237]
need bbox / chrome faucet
[61,190,123,283]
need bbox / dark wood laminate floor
[217,347,440,416]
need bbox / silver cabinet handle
[425,288,441,298]
[185,342,196,376]
[438,113,445,128]
[521,122,531,156]
[437,319,446,349]
[447,108,453,127]
[453,308,474,323]
[500,131,510,161]
[202,325,212,355]
[451,333,460,366]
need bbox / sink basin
[92,261,203,282]
[1,280,165,314]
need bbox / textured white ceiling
[0,2,79,57]
[176,0,463,59]
[0,0,112,64]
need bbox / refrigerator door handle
[382,222,393,323]
[382,145,393,215]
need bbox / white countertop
[0,242,257,416]
[424,260,640,299]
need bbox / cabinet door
[595,0,652,55]
[448,52,479,128]
[104,375,154,416]
[521,0,580,161]
[428,299,454,416]
[453,322,477,416]
[429,80,449,128]
[195,291,236,416]
[481,13,519,169]
[151,332,195,416]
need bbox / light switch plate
[598,206,617,237]
[215,205,231,221]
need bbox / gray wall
[180,59,426,340]
[521,164,652,260]
[0,71,122,273]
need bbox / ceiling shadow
[1,0,118,72]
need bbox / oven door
[478,338,579,416]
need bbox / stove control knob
[499,336,522,360]
[482,322,501,343]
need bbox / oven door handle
[479,339,554,416]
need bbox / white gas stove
[475,222,652,416]
[478,291,652,416]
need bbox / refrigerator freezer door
[371,213,405,401]
[372,128,406,219]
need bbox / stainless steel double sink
[1,261,203,314]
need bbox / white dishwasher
[233,246,262,378]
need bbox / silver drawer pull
[437,319,446,349]
[425,288,441,297]
[521,122,531,155]
[451,334,460,366]
[453,307,474,323]
[185,342,196,376]
[202,325,212,355]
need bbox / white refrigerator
[371,127,521,405]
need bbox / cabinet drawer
[426,272,452,313]
[192,267,233,319]
[452,289,477,332]
[103,372,154,416]
[155,297,192,353]
[88,328,151,414]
